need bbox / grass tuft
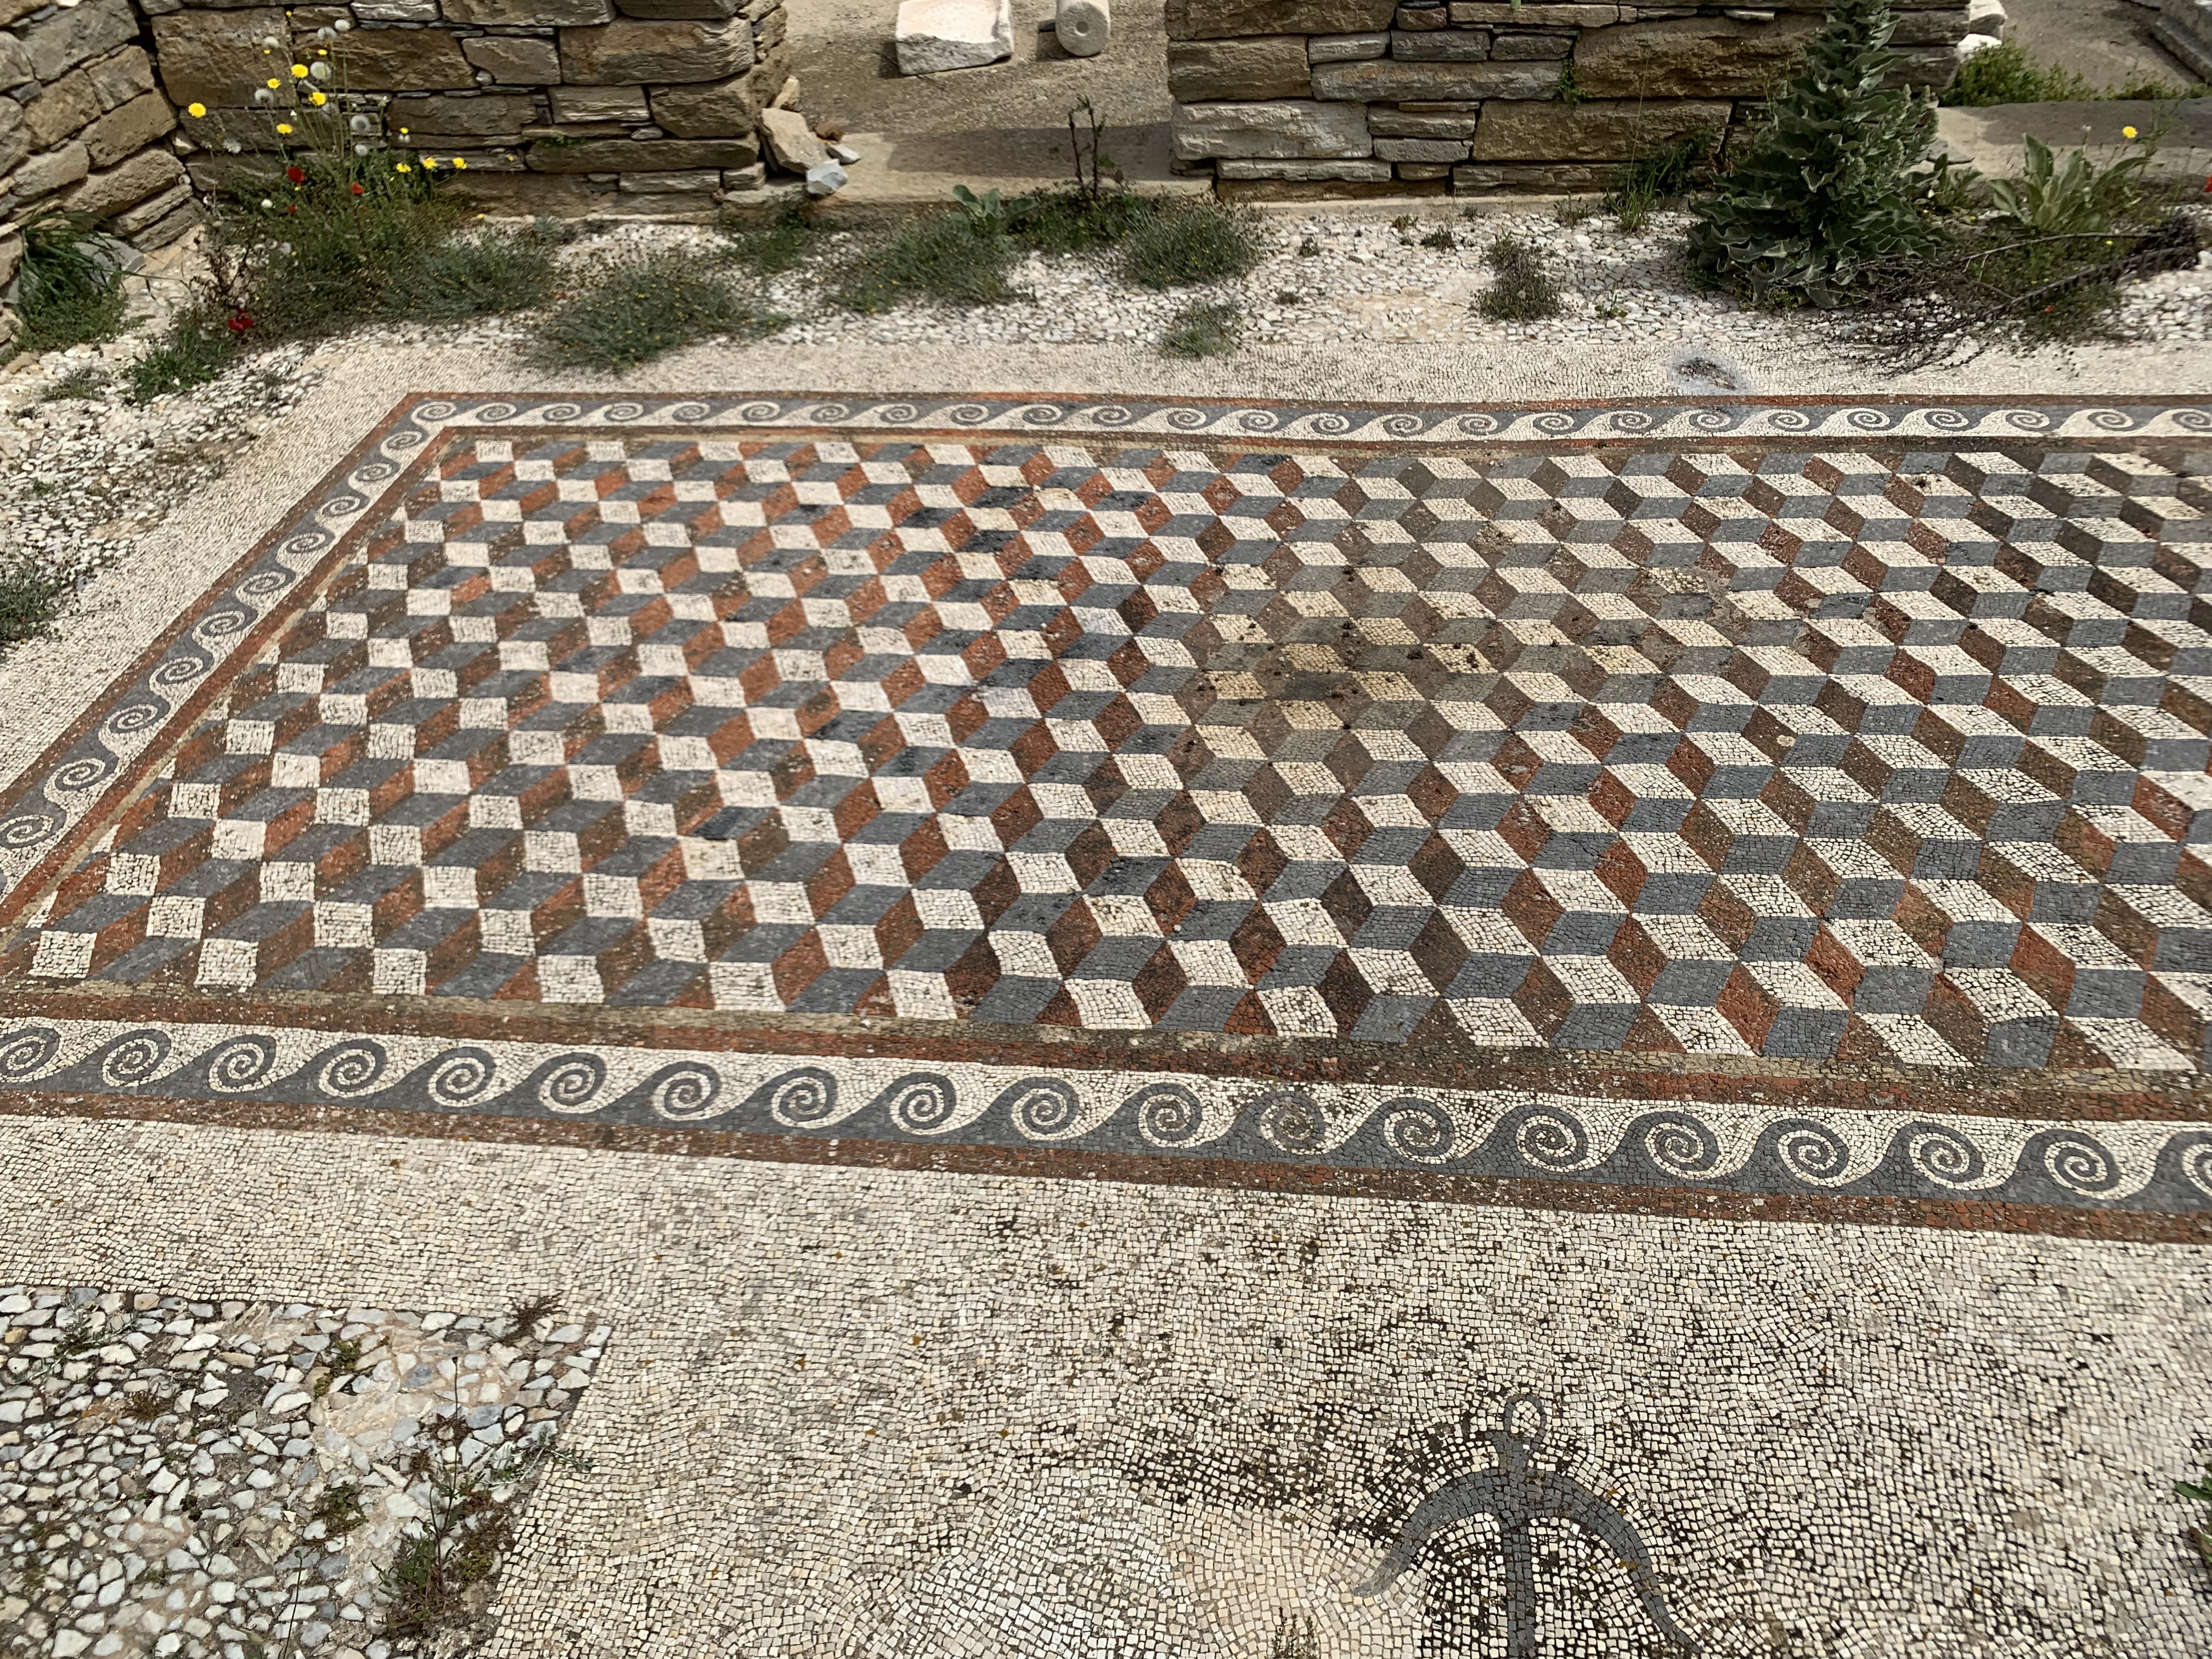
[13,211,130,356]
[529,252,781,370]
[0,560,68,656]
[1479,234,1561,320]
[1011,187,1158,253]
[128,307,240,404]
[721,201,826,276]
[1119,201,1262,288]
[1160,300,1242,358]
[834,214,1018,311]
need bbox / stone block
[0,33,31,89]
[1452,159,1612,189]
[1369,106,1479,137]
[616,0,740,14]
[1491,30,1573,58]
[129,199,201,248]
[895,0,1012,74]
[0,224,20,289]
[1165,0,1397,41]
[1172,98,1373,159]
[9,139,89,201]
[758,103,825,168]
[1374,134,1468,160]
[1572,15,1819,98]
[450,168,609,212]
[2159,0,2212,81]
[1310,57,1558,98]
[1215,156,1390,178]
[24,73,100,151]
[1889,44,1960,89]
[1168,37,1311,101]
[1218,172,1446,198]
[325,27,478,91]
[525,133,758,170]
[648,54,782,134]
[1308,32,1389,61]
[445,0,614,21]
[1395,3,1447,26]
[461,36,564,81]
[551,84,652,122]
[1395,160,1449,177]
[1890,7,1973,46]
[0,0,38,31]
[561,17,754,83]
[22,0,138,83]
[1391,28,1489,58]
[65,144,183,215]
[353,0,444,18]
[387,93,538,136]
[0,98,30,177]
[721,160,765,188]
[82,91,176,167]
[755,4,786,51]
[1470,96,1729,159]
[87,46,157,112]
[1449,1,1617,21]
[111,179,193,234]
[619,165,720,188]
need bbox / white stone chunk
[1056,0,1109,57]
[759,106,828,172]
[896,0,1013,74]
[1172,99,1374,161]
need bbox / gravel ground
[0,1284,604,1659]
[1,201,2206,653]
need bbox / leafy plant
[127,304,241,403]
[1118,201,1261,288]
[531,252,780,368]
[1009,187,1155,252]
[1944,41,2092,106]
[1985,133,2149,237]
[1064,95,1120,198]
[1605,126,1716,230]
[1420,226,1458,251]
[1160,300,1242,357]
[1687,0,1955,306]
[721,200,823,275]
[951,183,1024,238]
[0,560,67,654]
[1479,233,1560,320]
[834,212,1018,311]
[38,366,108,403]
[12,210,129,354]
[2180,1453,2212,1573]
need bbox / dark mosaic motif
[9,423,2212,1078]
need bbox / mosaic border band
[4,390,2209,908]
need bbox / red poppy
[286,204,297,215]
[286,165,305,184]
[350,182,364,195]
[227,312,256,334]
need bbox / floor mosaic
[2,394,2209,1234]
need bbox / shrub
[1687,0,1950,306]
[1985,134,2149,238]
[1119,201,1261,288]
[0,560,67,654]
[1160,300,1242,357]
[12,211,129,354]
[834,213,1018,311]
[529,253,780,369]
[1478,234,1560,320]
[1011,187,1156,252]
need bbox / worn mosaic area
[0,1286,603,1659]
[9,421,2212,1078]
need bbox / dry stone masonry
[1168,0,1977,198]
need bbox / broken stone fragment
[895,0,1013,75]
[759,104,829,171]
[805,160,847,195]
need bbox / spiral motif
[275,531,330,562]
[1001,1078,1082,1139]
[1256,1088,1327,1154]
[150,652,211,691]
[2000,408,2052,432]
[1904,1124,1986,1187]
[1609,409,1655,433]
[805,402,853,425]
[1633,1113,1719,1177]
[1128,1082,1204,1147]
[52,756,115,793]
[197,604,253,640]
[1455,413,1499,436]
[1773,1122,1852,1186]
[410,400,460,422]
[532,402,584,424]
[238,568,292,600]
[1018,403,1065,426]
[2180,1138,2212,1200]
[878,1073,960,1135]
[646,1063,724,1122]
[97,1030,172,1090]
[2172,408,2212,433]
[876,403,922,425]
[602,400,648,423]
[1381,1097,1455,1164]
[1686,407,1734,432]
[2040,1133,2120,1197]
[471,402,520,424]
[1165,406,1210,431]
[534,1054,607,1114]
[313,1040,388,1098]
[105,701,167,736]
[736,401,784,424]
[1310,411,1352,436]
[0,1026,62,1080]
[422,1048,495,1106]
[202,1035,275,1092]
[1382,414,1429,439]
[765,1066,839,1126]
[353,460,398,486]
[1844,407,1898,432]
[0,806,65,850]
[1531,411,1579,436]
[1237,409,1284,433]
[1091,405,1137,427]
[1513,1108,1590,1172]
[383,429,429,458]
[2084,408,2135,432]
[315,492,366,522]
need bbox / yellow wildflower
[291,63,309,78]
[310,91,326,105]
[267,78,280,89]
[453,156,468,169]
[2123,125,2138,139]
[276,122,293,134]
[187,102,206,118]
[395,161,413,173]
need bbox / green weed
[1479,234,1561,320]
[835,214,1018,311]
[530,252,781,369]
[1119,201,1261,288]
[1160,300,1243,357]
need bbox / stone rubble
[0,1285,605,1659]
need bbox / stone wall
[2,0,194,295]
[1167,0,1976,199]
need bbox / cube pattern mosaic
[12,430,2212,1073]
